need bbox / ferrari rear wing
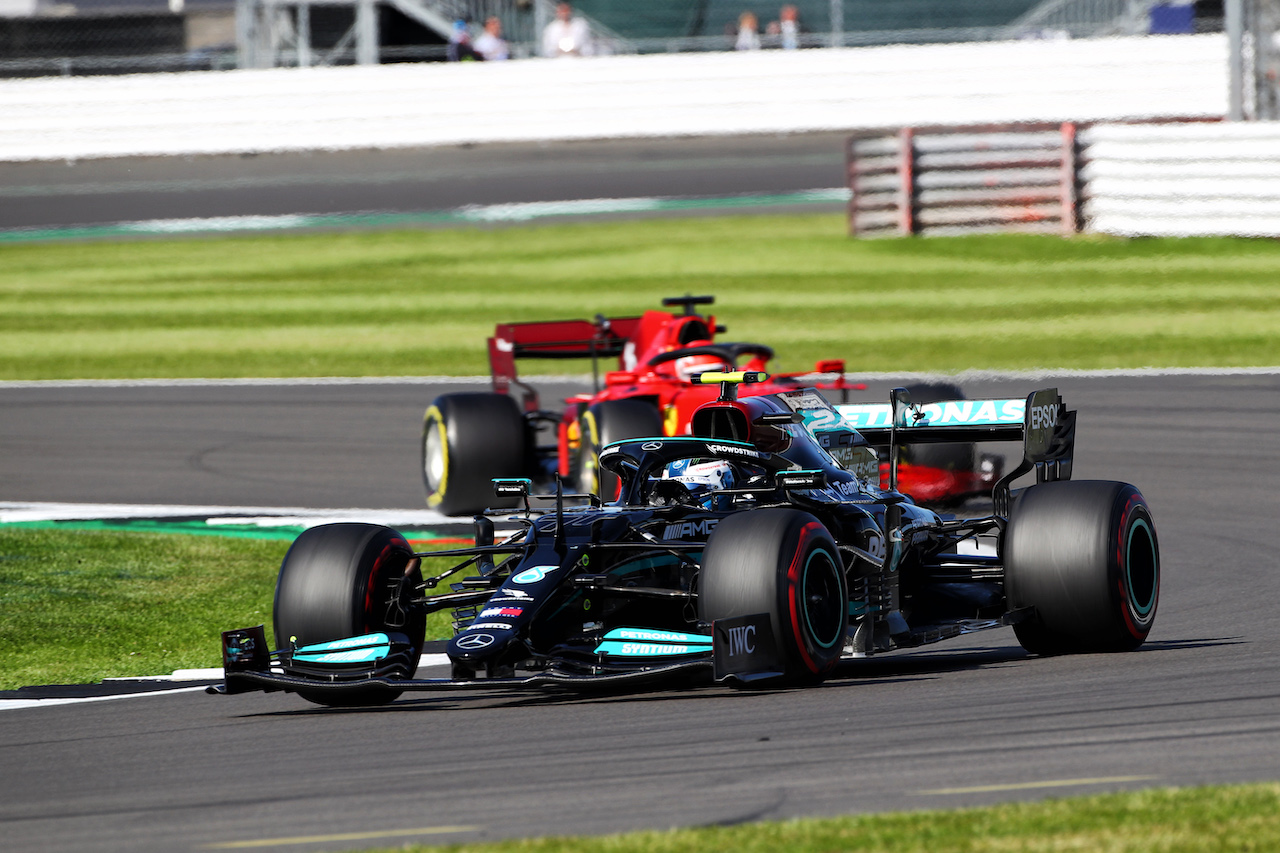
[836,387,1076,513]
[489,315,643,408]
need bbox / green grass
[3,218,1280,380]
[377,784,1280,853]
[0,528,462,690]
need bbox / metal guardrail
[846,118,1280,239]
[846,122,1081,237]
[1000,0,1158,37]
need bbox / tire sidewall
[1114,491,1160,642]
[700,509,847,679]
[577,399,664,500]
[1005,481,1159,653]
[422,403,450,510]
[274,523,424,659]
[776,516,846,675]
[422,393,526,516]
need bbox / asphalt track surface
[2,373,1279,852]
[0,133,850,232]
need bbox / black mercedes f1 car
[215,373,1159,706]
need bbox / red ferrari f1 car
[422,296,997,516]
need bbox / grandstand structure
[0,0,1231,76]
[0,0,1273,119]
[234,0,1216,66]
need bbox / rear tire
[1004,480,1159,655]
[699,509,847,683]
[576,399,664,501]
[423,393,526,516]
[274,523,426,706]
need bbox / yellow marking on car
[663,403,678,436]
[423,405,447,508]
[917,775,1157,796]
[580,409,601,493]
[693,370,767,384]
[201,825,477,849]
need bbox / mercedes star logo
[455,633,495,650]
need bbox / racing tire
[274,523,426,706]
[899,381,976,473]
[576,399,664,502]
[698,509,847,684]
[423,392,526,517]
[1004,480,1159,655]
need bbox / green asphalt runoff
[0,189,849,243]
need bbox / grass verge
[373,783,1280,853]
[0,527,461,690]
[4,219,1280,379]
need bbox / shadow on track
[230,644,1040,717]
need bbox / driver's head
[661,458,736,508]
[669,341,731,382]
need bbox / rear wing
[836,387,1076,514]
[489,315,643,409]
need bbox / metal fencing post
[1060,121,1080,235]
[533,0,548,57]
[897,127,916,236]
[1257,0,1280,119]
[1227,0,1244,119]
[356,0,378,65]
[298,2,312,67]
[236,0,256,69]
[846,135,859,236]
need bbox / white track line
[0,501,462,526]
[0,685,211,711]
[1,655,452,711]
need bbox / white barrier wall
[0,34,1227,163]
[1081,122,1280,237]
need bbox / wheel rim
[423,413,447,499]
[362,538,417,643]
[802,546,845,650]
[1125,517,1158,621]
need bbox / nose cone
[447,624,518,663]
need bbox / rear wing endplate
[835,387,1075,514]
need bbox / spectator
[735,11,760,51]
[777,4,799,50]
[542,2,593,57]
[447,19,481,61]
[474,15,509,61]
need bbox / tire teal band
[1126,518,1158,617]
[803,546,843,650]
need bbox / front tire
[274,523,426,706]
[576,399,663,502]
[423,392,526,517]
[699,509,847,683]
[1004,480,1159,655]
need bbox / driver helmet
[662,458,736,508]
[671,340,731,382]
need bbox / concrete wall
[0,33,1227,162]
